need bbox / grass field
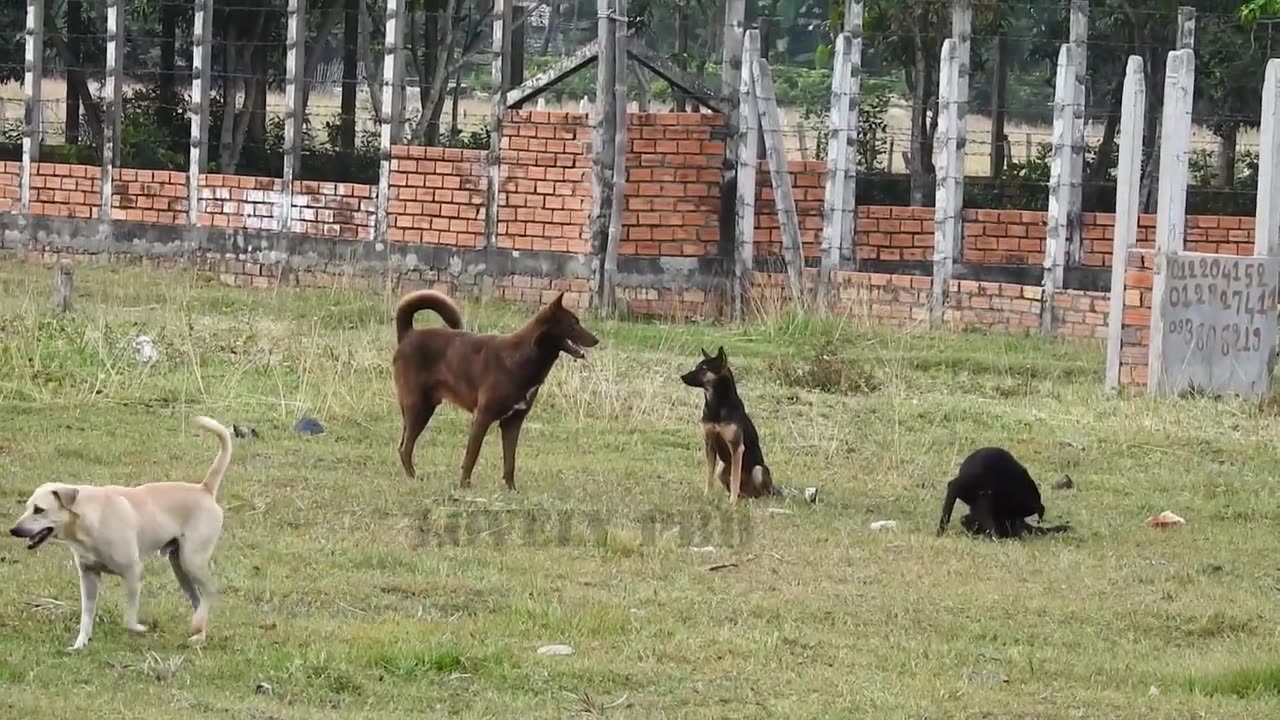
[2,259,1280,718]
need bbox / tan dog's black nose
[9,526,24,537]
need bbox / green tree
[861,0,998,206]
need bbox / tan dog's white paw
[187,631,207,646]
[126,623,149,634]
[66,640,89,652]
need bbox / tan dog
[8,416,233,651]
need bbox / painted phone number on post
[1165,255,1278,320]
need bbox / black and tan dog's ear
[52,486,79,510]
[701,347,711,359]
[715,346,728,364]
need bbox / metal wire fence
[2,0,1275,209]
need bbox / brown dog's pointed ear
[550,292,565,308]
[52,486,79,510]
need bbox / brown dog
[393,289,599,490]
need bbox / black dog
[680,347,776,502]
[936,447,1070,538]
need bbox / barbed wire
[1,0,1269,202]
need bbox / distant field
[0,77,1252,176]
[1,258,1279,717]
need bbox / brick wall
[962,209,1048,265]
[291,181,375,240]
[111,169,187,226]
[755,161,827,258]
[855,206,935,262]
[1118,249,1156,386]
[30,162,99,219]
[1053,290,1109,339]
[0,161,18,214]
[6,110,1260,389]
[947,280,1043,331]
[198,174,285,231]
[624,113,723,257]
[749,270,932,325]
[390,145,485,247]
[498,111,592,254]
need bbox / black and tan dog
[393,289,599,491]
[680,347,776,502]
[936,446,1070,539]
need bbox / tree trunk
[340,0,360,151]
[248,42,267,149]
[218,25,239,171]
[219,16,269,174]
[300,0,346,120]
[414,0,461,146]
[1214,124,1237,188]
[422,0,442,145]
[907,30,929,206]
[1087,73,1125,185]
[989,30,1008,178]
[65,0,82,145]
[632,64,649,112]
[1138,43,1163,212]
[359,0,383,122]
[450,59,462,141]
[540,1,560,54]
[673,8,688,112]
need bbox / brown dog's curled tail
[192,416,233,499]
[395,290,464,343]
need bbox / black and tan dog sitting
[936,446,1070,539]
[681,347,776,502]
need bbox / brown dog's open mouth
[26,527,53,550]
[562,340,587,360]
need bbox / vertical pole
[1105,56,1146,391]
[1147,48,1196,393]
[840,0,863,266]
[375,0,406,246]
[820,33,854,309]
[673,8,689,112]
[20,0,44,215]
[600,0,628,313]
[754,58,805,308]
[52,260,74,313]
[511,4,527,87]
[1066,0,1088,266]
[721,0,747,284]
[930,39,960,328]
[1041,43,1077,334]
[733,29,761,322]
[484,0,515,249]
[1177,6,1196,50]
[1255,59,1280,259]
[188,0,214,225]
[588,0,618,301]
[950,0,971,261]
[102,0,125,220]
[492,0,506,84]
[282,0,307,233]
[1140,8,1196,212]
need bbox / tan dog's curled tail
[192,416,233,498]
[395,290,464,343]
